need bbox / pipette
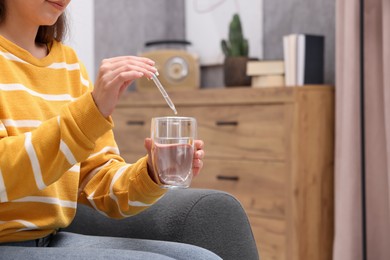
[151,73,178,115]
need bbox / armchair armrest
[64,188,259,260]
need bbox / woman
[0,1,217,259]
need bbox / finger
[101,57,157,75]
[103,56,155,66]
[192,159,203,177]
[113,59,157,74]
[144,137,153,152]
[108,70,144,91]
[194,140,204,150]
[97,61,154,84]
[110,64,149,80]
[193,158,203,168]
[193,169,200,177]
[96,64,136,87]
[101,61,156,81]
[194,149,204,159]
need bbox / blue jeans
[0,231,222,260]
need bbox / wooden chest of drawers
[112,86,334,260]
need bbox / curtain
[334,0,390,259]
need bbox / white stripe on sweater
[1,51,89,88]
[128,200,155,207]
[0,52,83,74]
[45,63,89,88]
[0,84,76,102]
[86,164,154,217]
[87,191,109,217]
[68,164,80,173]
[78,158,119,193]
[60,140,77,165]
[47,62,80,71]
[0,169,8,203]
[80,76,89,87]
[109,165,132,217]
[88,146,120,158]
[12,196,77,208]
[0,219,38,231]
[24,132,46,190]
[58,117,79,165]
[2,119,42,128]
[0,51,27,64]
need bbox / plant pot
[223,56,252,87]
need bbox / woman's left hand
[191,140,204,177]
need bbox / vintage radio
[136,40,200,91]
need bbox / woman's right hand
[92,56,157,118]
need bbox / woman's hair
[36,13,68,44]
[0,0,68,43]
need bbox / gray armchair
[0,189,259,260]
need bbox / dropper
[151,73,178,115]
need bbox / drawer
[178,104,287,161]
[191,158,287,219]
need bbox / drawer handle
[126,120,145,126]
[215,121,239,126]
[216,175,240,181]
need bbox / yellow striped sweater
[0,35,166,243]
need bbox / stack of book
[283,33,324,86]
[246,60,285,88]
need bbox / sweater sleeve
[0,92,112,202]
[75,106,167,218]
[78,151,167,219]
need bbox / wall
[94,0,335,87]
[94,0,185,89]
[67,0,95,80]
[185,0,263,65]
[263,0,335,85]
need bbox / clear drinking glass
[151,116,197,189]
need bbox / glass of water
[150,116,197,189]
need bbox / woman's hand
[191,140,205,177]
[92,56,157,118]
[144,138,205,184]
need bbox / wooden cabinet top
[117,85,334,107]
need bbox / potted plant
[221,13,251,87]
